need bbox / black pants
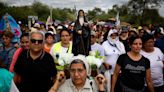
[144,85,164,92]
[113,74,122,92]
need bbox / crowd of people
[0,9,164,92]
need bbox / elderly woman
[102,29,125,91]
[102,29,125,73]
[140,34,164,92]
[49,55,106,92]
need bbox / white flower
[86,56,95,65]
[58,59,65,66]
[61,53,74,64]
[55,53,74,66]
[94,58,102,68]
[86,55,103,68]
[89,51,96,56]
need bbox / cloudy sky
[1,0,164,16]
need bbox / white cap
[33,23,40,28]
[64,24,69,28]
[71,22,75,26]
[49,26,56,34]
[57,26,63,30]
[47,31,54,35]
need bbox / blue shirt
[0,45,16,70]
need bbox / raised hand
[95,74,106,91]
[57,71,65,84]
[49,71,66,92]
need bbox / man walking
[14,31,57,92]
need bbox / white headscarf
[107,29,119,45]
[107,29,125,53]
[70,54,90,75]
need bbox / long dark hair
[76,9,87,22]
[128,35,141,46]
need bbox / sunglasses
[30,39,43,44]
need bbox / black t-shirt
[14,50,57,92]
[117,53,150,90]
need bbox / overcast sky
[1,0,164,17]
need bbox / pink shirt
[9,48,23,72]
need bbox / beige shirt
[57,78,98,92]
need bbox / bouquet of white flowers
[54,53,74,71]
[54,53,74,79]
[86,51,104,77]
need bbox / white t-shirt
[140,47,164,87]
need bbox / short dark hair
[45,32,54,39]
[128,30,138,35]
[2,31,14,39]
[142,34,154,44]
[59,28,71,37]
[20,33,29,40]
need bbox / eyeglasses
[70,68,85,74]
[30,39,43,44]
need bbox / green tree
[1,1,164,26]
[128,0,164,25]
[6,6,36,24]
[87,7,105,21]
[0,2,8,18]
[31,2,49,21]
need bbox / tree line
[0,0,164,27]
